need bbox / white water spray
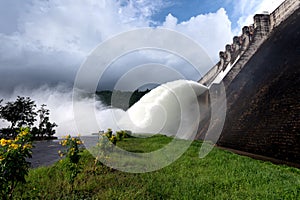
[104,80,208,139]
[0,80,208,139]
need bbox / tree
[0,97,37,136]
[129,89,151,107]
[0,98,57,139]
[36,104,57,138]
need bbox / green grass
[13,135,300,199]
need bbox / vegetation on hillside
[96,89,150,110]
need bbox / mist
[0,79,207,139]
[0,84,126,137]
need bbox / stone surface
[197,0,300,166]
[217,7,300,165]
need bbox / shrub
[116,130,130,141]
[0,128,33,199]
[93,129,130,170]
[104,128,113,139]
[93,130,113,168]
[59,135,83,189]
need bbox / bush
[59,135,83,189]
[92,129,130,170]
[116,130,131,141]
[0,128,33,199]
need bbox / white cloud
[235,0,285,34]
[0,0,161,69]
[0,0,288,90]
[0,0,235,91]
[163,14,178,28]
[161,8,233,63]
[256,0,285,13]
[0,0,156,91]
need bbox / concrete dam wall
[198,0,300,166]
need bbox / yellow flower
[0,139,12,146]
[9,143,20,150]
[110,135,116,141]
[69,147,75,156]
[19,130,28,137]
[76,140,82,145]
[0,156,4,161]
[58,150,64,157]
[23,144,32,150]
[14,136,20,142]
[60,140,68,146]
[0,138,7,146]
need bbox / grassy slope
[14,135,300,199]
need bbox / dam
[198,0,300,167]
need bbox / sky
[0,0,286,93]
